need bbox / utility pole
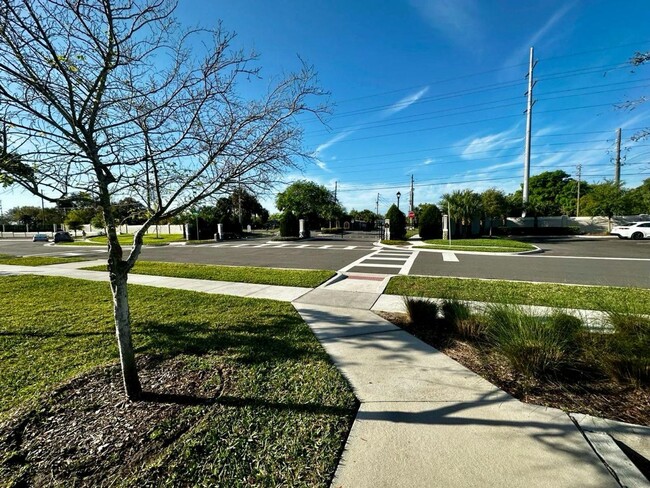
[576,164,582,217]
[409,175,414,227]
[376,193,380,216]
[334,181,338,202]
[522,46,537,216]
[614,128,622,189]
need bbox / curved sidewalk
[292,275,629,487]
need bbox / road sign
[408,211,415,218]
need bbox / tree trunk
[110,269,142,400]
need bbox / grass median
[381,237,536,253]
[0,253,91,266]
[84,261,335,288]
[417,238,535,252]
[86,233,186,246]
[386,275,650,313]
[0,275,356,486]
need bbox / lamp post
[396,191,401,210]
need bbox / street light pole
[396,191,401,210]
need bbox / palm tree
[440,189,482,237]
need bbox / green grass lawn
[78,233,186,246]
[0,275,356,485]
[0,254,91,266]
[417,238,535,252]
[386,276,650,313]
[84,261,335,288]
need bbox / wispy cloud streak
[383,87,429,116]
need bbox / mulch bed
[0,355,225,487]
[379,312,650,427]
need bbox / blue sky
[3,0,650,216]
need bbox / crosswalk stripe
[442,252,459,262]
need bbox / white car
[610,221,650,240]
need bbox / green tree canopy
[231,188,269,227]
[625,178,650,214]
[6,205,40,226]
[276,180,343,228]
[579,181,629,219]
[349,209,381,222]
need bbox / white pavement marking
[399,249,419,275]
[523,255,650,262]
[338,249,386,274]
[319,245,332,249]
[363,257,409,262]
[442,252,459,262]
[344,246,357,250]
[296,244,310,248]
[353,263,403,269]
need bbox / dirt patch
[1,355,225,487]
[379,311,650,427]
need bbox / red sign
[408,211,415,218]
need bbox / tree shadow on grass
[134,318,324,364]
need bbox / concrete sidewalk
[1,263,644,486]
[293,302,615,487]
[0,261,311,301]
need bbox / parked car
[32,233,49,242]
[610,222,650,240]
[53,231,74,243]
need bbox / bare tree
[0,0,325,399]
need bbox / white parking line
[442,252,459,262]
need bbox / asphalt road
[2,235,649,288]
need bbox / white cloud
[313,129,356,155]
[311,87,430,162]
[534,125,563,138]
[482,160,522,172]
[460,127,521,159]
[409,0,483,48]
[422,158,434,165]
[503,3,574,68]
[383,87,429,116]
[315,159,330,172]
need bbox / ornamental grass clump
[598,312,650,386]
[403,296,438,326]
[441,299,484,340]
[485,305,585,378]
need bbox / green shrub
[403,296,438,325]
[485,305,585,378]
[385,204,406,241]
[598,312,650,385]
[279,210,299,237]
[418,205,442,240]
